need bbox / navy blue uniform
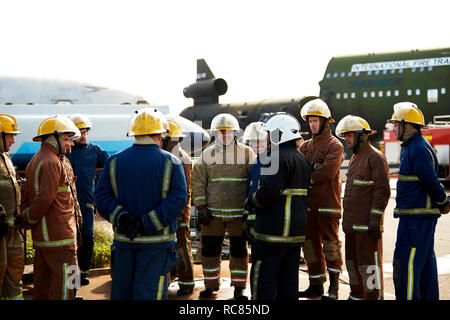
[250,142,311,300]
[66,142,109,272]
[393,131,447,300]
[94,143,187,300]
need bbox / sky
[0,0,449,115]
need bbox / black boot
[234,287,248,300]
[298,282,324,298]
[321,273,340,300]
[80,272,90,286]
[199,287,219,298]
[177,286,194,296]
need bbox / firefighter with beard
[336,115,390,300]
[298,99,344,300]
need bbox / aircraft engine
[183,78,228,104]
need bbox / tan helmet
[127,108,169,137]
[335,115,377,138]
[300,98,335,123]
[69,114,93,130]
[0,114,22,135]
[387,102,425,126]
[210,113,240,132]
[33,116,80,142]
[242,122,268,142]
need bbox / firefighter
[387,102,450,300]
[336,115,390,300]
[66,114,109,286]
[191,113,255,300]
[0,114,24,300]
[162,119,195,296]
[298,99,344,300]
[94,108,187,300]
[15,116,81,300]
[245,113,311,300]
[242,122,268,230]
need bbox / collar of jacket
[400,131,422,147]
[215,139,238,152]
[352,140,370,156]
[41,140,60,156]
[312,127,332,141]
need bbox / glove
[197,205,212,226]
[115,212,141,241]
[438,196,450,214]
[0,207,8,237]
[368,214,382,240]
[14,214,33,230]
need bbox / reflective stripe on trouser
[201,217,248,288]
[250,242,300,300]
[304,209,342,283]
[345,232,384,300]
[111,247,177,300]
[33,249,77,300]
[393,218,439,300]
[174,227,195,289]
[0,229,25,300]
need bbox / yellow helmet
[69,114,92,130]
[243,122,268,142]
[210,113,240,131]
[388,102,425,126]
[127,108,168,137]
[0,114,21,134]
[167,120,186,138]
[335,115,377,138]
[33,116,80,142]
[300,98,335,123]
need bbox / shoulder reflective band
[109,157,118,198]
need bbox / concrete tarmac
[22,179,450,300]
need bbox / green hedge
[24,223,113,269]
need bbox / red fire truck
[383,115,450,181]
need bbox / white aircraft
[0,104,210,170]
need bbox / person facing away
[94,108,187,300]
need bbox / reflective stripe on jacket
[0,152,21,220]
[299,129,343,218]
[24,143,77,251]
[94,144,187,249]
[395,132,446,219]
[342,142,390,233]
[191,141,255,220]
[253,142,312,246]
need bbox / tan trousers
[201,218,248,288]
[303,209,343,283]
[345,232,384,300]
[33,248,77,300]
[0,229,24,300]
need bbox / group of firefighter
[0,99,448,301]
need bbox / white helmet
[335,115,376,139]
[242,122,268,142]
[300,98,334,123]
[263,113,302,145]
[210,113,240,132]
